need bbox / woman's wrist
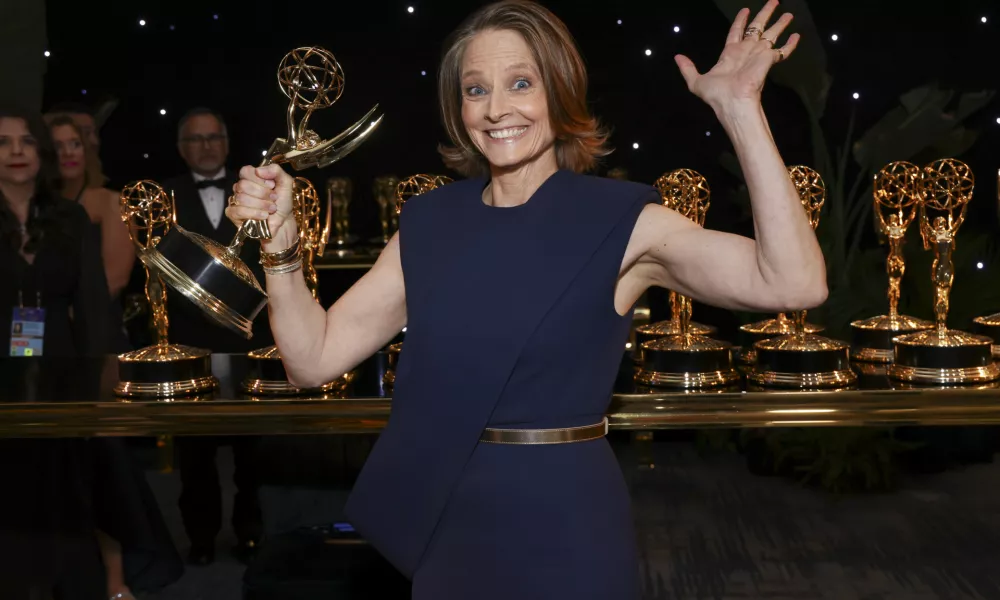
[261,220,298,254]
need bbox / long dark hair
[0,107,68,254]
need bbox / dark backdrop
[39,0,1000,241]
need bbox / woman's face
[0,117,41,186]
[460,29,555,173]
[51,124,85,180]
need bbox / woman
[0,110,181,599]
[49,115,132,352]
[49,115,134,299]
[227,1,825,597]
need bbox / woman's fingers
[725,8,751,45]
[225,204,272,223]
[762,12,794,45]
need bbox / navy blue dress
[344,169,657,599]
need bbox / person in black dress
[163,107,267,565]
[227,1,827,597]
[0,109,181,599]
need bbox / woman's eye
[465,86,486,96]
[512,78,530,90]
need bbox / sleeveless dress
[344,169,658,599]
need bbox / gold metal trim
[480,418,608,445]
[746,368,857,388]
[114,376,219,399]
[850,347,894,363]
[635,369,741,389]
[885,363,1000,385]
[140,245,254,338]
[240,374,352,396]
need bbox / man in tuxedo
[163,107,270,565]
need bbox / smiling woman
[225,0,827,597]
[436,2,609,178]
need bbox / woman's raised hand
[674,0,799,111]
[224,164,298,249]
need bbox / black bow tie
[196,178,227,190]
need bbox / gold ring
[228,195,238,207]
[761,36,776,47]
[775,48,785,62]
[743,26,763,40]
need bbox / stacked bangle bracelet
[260,239,302,275]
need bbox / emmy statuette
[748,166,856,389]
[850,162,933,361]
[148,47,382,338]
[888,159,1000,384]
[382,173,454,388]
[242,178,352,394]
[373,175,401,244]
[971,169,1000,358]
[115,181,218,398]
[326,176,351,248]
[633,170,717,359]
[738,166,827,365]
[635,170,739,389]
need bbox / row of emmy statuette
[631,159,1000,391]
[113,44,389,399]
[112,171,453,400]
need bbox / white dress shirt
[192,168,227,229]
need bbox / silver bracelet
[263,258,303,276]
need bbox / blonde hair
[437,0,611,178]
[46,114,107,190]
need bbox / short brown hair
[437,0,611,178]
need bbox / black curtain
[0,0,46,113]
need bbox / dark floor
[144,438,1000,600]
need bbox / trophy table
[149,46,382,338]
[382,173,453,388]
[115,181,218,398]
[850,162,932,361]
[749,166,856,389]
[243,178,352,394]
[633,170,717,359]
[635,169,739,389]
[373,175,400,245]
[888,159,1000,384]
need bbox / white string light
[644,48,652,56]
[213,14,219,20]
[407,6,414,13]
[421,70,427,76]
[632,142,640,150]
[705,131,711,136]
[995,116,1000,125]
[852,92,860,100]
[139,18,146,26]
[830,33,839,41]
[81,89,86,95]
[981,16,988,23]
[159,109,167,116]
[617,19,622,25]
[977,262,984,269]
[169,25,175,31]
[673,25,681,33]
[143,153,149,159]
[261,150,267,156]
[43,50,50,57]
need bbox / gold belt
[479,418,609,445]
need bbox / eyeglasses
[180,134,227,146]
